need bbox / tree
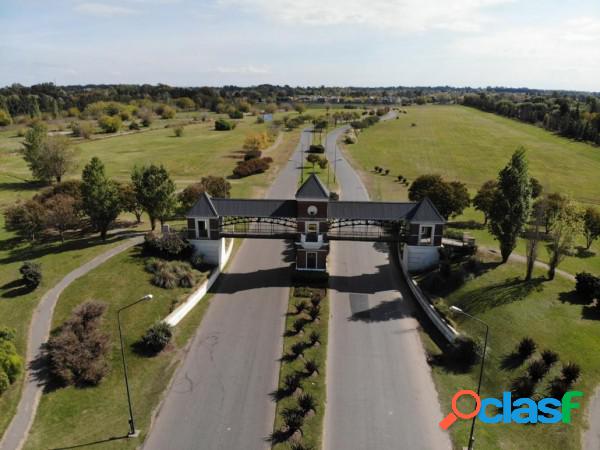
[473,180,497,224]
[546,199,582,280]
[4,200,47,241]
[525,206,543,281]
[583,207,600,250]
[131,164,176,230]
[39,135,76,183]
[98,115,122,133]
[44,301,110,386]
[408,174,470,219]
[81,157,122,240]
[294,103,306,114]
[44,194,80,242]
[119,182,143,223]
[21,121,48,181]
[0,109,12,126]
[530,177,543,199]
[534,192,568,234]
[488,148,532,263]
[306,153,321,169]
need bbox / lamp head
[449,306,463,313]
[142,294,154,301]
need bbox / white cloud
[75,2,136,17]
[218,0,515,32]
[215,65,271,75]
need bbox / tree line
[462,93,600,146]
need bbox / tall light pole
[449,306,489,450]
[117,294,154,437]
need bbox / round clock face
[307,205,318,216]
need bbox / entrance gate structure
[186,174,445,272]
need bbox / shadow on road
[210,266,291,294]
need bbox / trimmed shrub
[541,350,559,368]
[562,362,581,384]
[140,321,173,354]
[575,272,600,300]
[447,335,479,368]
[20,261,42,288]
[143,232,193,260]
[307,144,325,153]
[244,149,262,161]
[527,359,548,382]
[174,126,184,137]
[44,301,109,386]
[517,337,536,359]
[232,158,270,178]
[215,118,235,131]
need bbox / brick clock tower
[295,174,330,271]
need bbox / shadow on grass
[48,434,130,450]
[1,278,36,298]
[558,290,591,306]
[500,352,528,371]
[0,230,137,266]
[575,246,596,258]
[452,276,545,315]
[28,352,63,394]
[582,304,600,321]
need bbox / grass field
[343,105,600,276]
[272,287,329,450]
[22,245,213,450]
[420,256,598,450]
[0,113,301,440]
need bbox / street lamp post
[449,306,489,450]
[117,294,154,437]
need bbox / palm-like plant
[282,407,304,433]
[289,442,315,450]
[292,319,305,334]
[562,362,581,384]
[309,331,320,346]
[308,305,320,321]
[527,359,548,382]
[310,293,321,307]
[304,359,319,376]
[517,337,536,359]
[294,300,308,315]
[284,373,302,392]
[541,349,559,368]
[298,393,317,414]
[291,342,305,357]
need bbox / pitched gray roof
[295,173,329,200]
[328,201,414,220]
[405,197,445,223]
[211,198,296,218]
[187,192,219,218]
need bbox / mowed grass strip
[345,105,600,205]
[272,287,329,449]
[22,245,211,450]
[342,104,600,275]
[420,258,599,450]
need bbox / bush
[575,272,600,300]
[232,157,270,178]
[228,110,243,119]
[215,118,235,131]
[140,322,173,354]
[129,121,140,130]
[527,359,548,382]
[511,375,536,398]
[541,350,559,367]
[517,337,537,359]
[190,254,204,270]
[562,362,581,384]
[304,359,319,376]
[549,377,571,398]
[173,125,184,137]
[447,335,479,368]
[0,330,23,385]
[294,300,308,315]
[0,110,13,126]
[98,115,122,133]
[143,232,193,260]
[292,319,305,334]
[244,149,262,160]
[20,261,42,288]
[0,371,9,395]
[160,105,176,119]
[309,331,320,346]
[298,392,316,413]
[44,301,109,386]
[70,121,94,139]
[293,286,312,297]
[146,259,197,289]
[307,144,325,153]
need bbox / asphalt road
[143,129,313,450]
[323,125,451,449]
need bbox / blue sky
[1,0,599,90]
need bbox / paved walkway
[0,234,143,450]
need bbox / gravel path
[0,234,144,450]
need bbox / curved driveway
[324,122,451,449]
[0,234,143,450]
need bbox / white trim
[196,219,209,239]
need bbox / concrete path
[324,124,451,449]
[584,387,600,450]
[143,129,313,450]
[0,234,143,450]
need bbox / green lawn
[420,257,598,450]
[272,287,329,450]
[0,113,301,440]
[22,246,211,450]
[343,104,600,276]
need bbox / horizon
[2,0,599,91]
